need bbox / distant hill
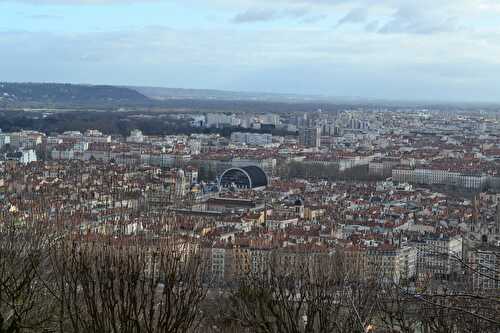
[1,82,493,111]
[132,86,333,103]
[0,82,348,112]
[0,82,151,107]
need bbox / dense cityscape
[2,0,500,331]
[1,104,500,332]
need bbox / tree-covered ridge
[0,82,151,106]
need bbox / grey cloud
[284,7,328,23]
[232,9,277,23]
[231,7,327,23]
[377,6,460,35]
[364,20,379,32]
[2,27,500,102]
[301,14,327,23]
[336,7,367,26]
[232,6,325,24]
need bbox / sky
[1,0,500,102]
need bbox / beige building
[367,244,417,284]
[412,235,463,280]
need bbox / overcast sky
[1,0,500,102]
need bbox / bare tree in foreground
[375,284,421,333]
[211,252,380,333]
[0,220,57,333]
[408,246,500,332]
[208,245,500,333]
[50,238,207,333]
[1,215,499,333]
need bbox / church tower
[175,169,187,198]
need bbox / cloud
[232,8,277,23]
[377,5,460,35]
[2,0,500,102]
[364,20,379,32]
[1,26,500,102]
[336,7,367,27]
[231,7,323,24]
[301,14,327,24]
[2,0,497,36]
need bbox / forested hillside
[0,82,151,106]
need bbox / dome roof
[219,165,268,189]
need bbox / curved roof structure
[219,166,268,189]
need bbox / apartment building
[467,244,500,291]
[392,168,488,190]
[230,132,273,146]
[412,235,463,280]
[367,244,417,284]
